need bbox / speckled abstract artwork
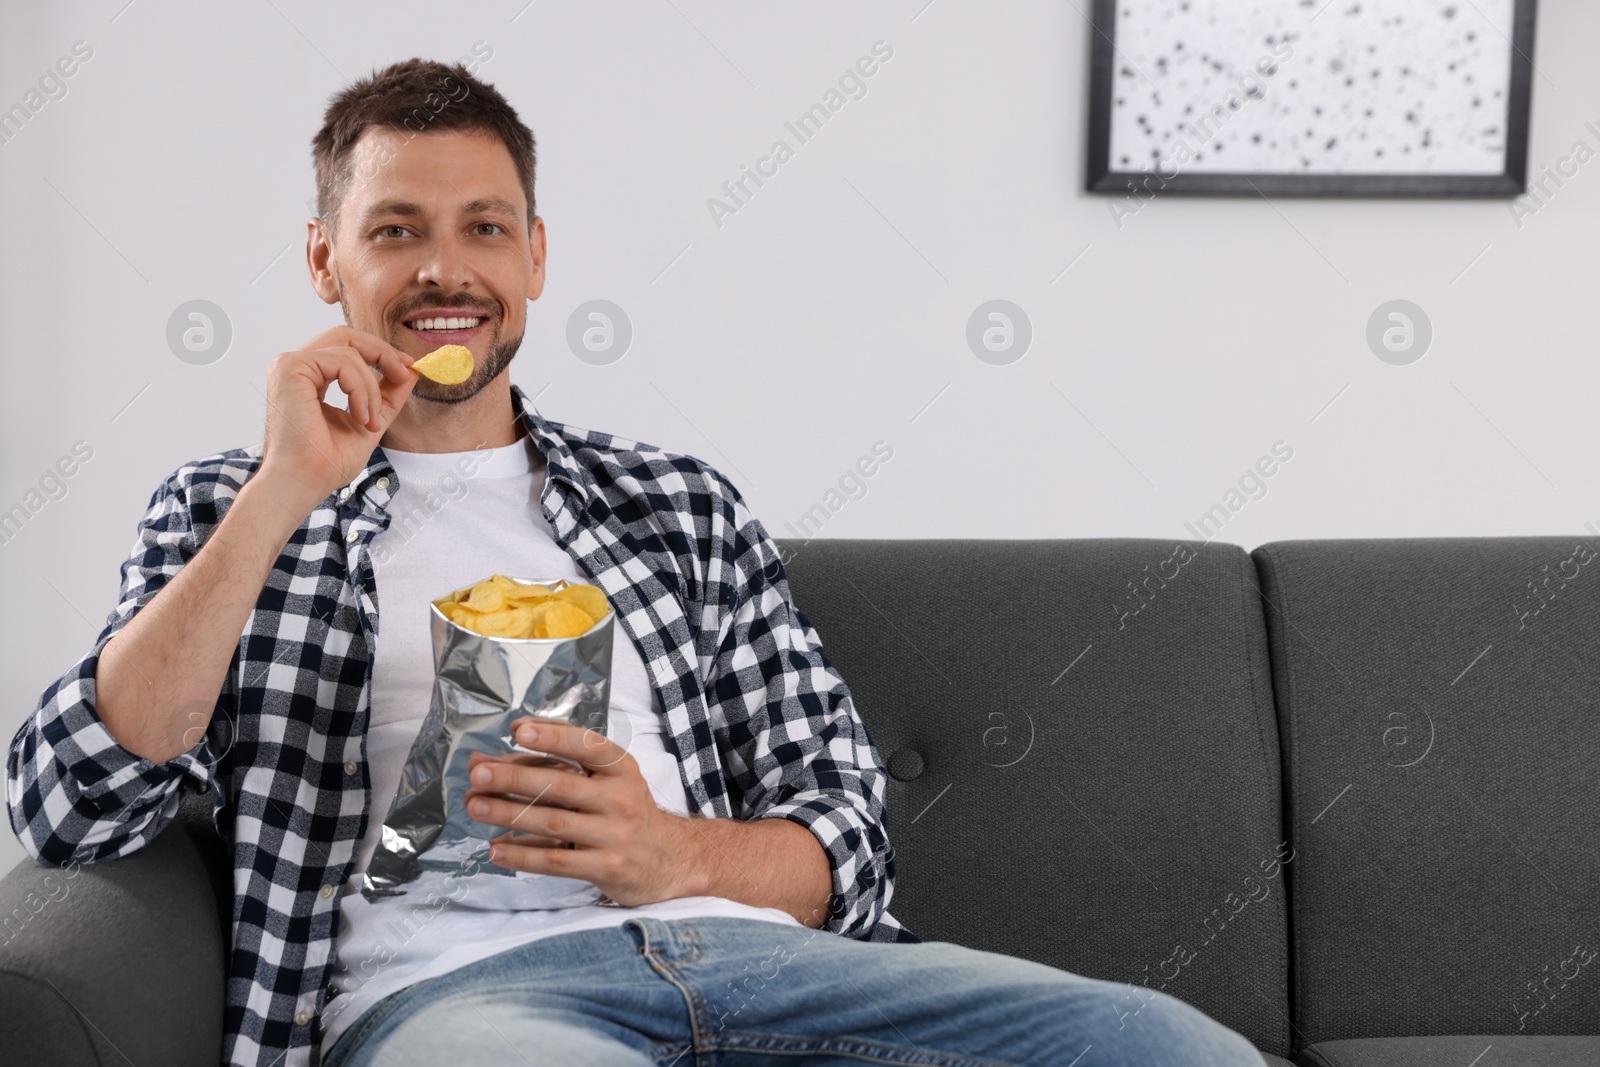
[1107,0,1516,175]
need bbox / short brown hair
[310,58,537,239]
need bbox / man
[7,58,1265,1067]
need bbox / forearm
[96,474,312,763]
[672,813,834,928]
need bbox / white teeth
[408,316,483,331]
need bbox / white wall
[3,0,1596,881]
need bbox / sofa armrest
[0,790,227,1066]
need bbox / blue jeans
[319,916,1265,1067]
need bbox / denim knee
[1090,982,1265,1067]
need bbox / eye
[474,223,505,236]
[379,225,411,239]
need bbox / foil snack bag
[360,576,615,911]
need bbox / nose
[417,231,476,293]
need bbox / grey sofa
[3,537,1596,1065]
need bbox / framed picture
[1086,0,1538,196]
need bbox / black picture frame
[1085,0,1538,197]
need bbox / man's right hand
[259,326,419,514]
[89,327,418,766]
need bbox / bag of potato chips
[359,575,615,911]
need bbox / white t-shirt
[321,434,800,1049]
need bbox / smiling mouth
[402,314,489,345]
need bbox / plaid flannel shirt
[7,381,917,1067]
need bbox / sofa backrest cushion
[1253,537,1600,1042]
[778,537,1290,1056]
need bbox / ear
[525,215,547,302]
[307,217,340,305]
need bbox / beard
[338,280,521,404]
[403,330,519,405]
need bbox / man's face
[310,126,545,405]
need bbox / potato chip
[437,601,474,624]
[534,600,597,639]
[411,344,474,385]
[462,583,506,613]
[554,583,609,620]
[503,581,554,602]
[471,605,536,638]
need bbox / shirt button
[346,528,360,543]
[294,1009,312,1026]
[376,476,391,490]
[338,486,352,502]
[344,759,359,775]
[319,883,335,899]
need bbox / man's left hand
[461,717,701,906]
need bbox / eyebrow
[358,196,522,228]
[467,197,522,220]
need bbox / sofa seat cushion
[1297,1036,1600,1066]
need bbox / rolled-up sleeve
[6,470,223,867]
[700,470,898,940]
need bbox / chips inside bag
[359,575,615,910]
